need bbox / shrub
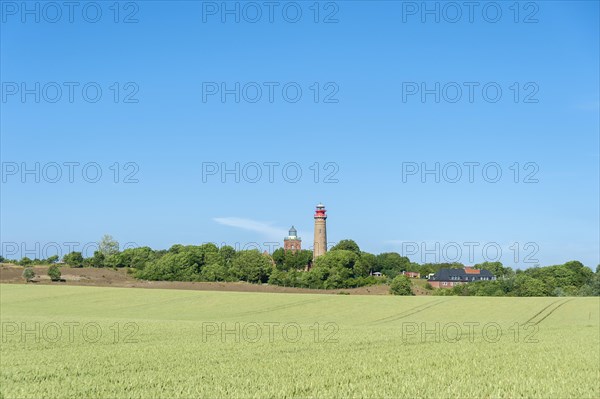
[201,263,230,282]
[390,275,413,295]
[48,265,61,281]
[424,282,433,290]
[46,255,59,264]
[22,267,35,282]
[18,257,33,266]
[63,252,84,268]
[230,251,272,283]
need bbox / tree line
[3,236,598,296]
[435,261,599,297]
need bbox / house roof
[430,268,494,281]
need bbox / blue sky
[1,1,598,268]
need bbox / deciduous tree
[390,275,413,295]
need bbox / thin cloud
[213,217,289,241]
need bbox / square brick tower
[284,226,301,253]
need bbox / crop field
[1,284,598,398]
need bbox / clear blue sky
[1,1,598,269]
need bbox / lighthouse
[284,226,301,253]
[313,203,327,260]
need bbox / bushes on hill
[18,234,595,296]
[390,275,413,295]
[18,257,33,266]
[330,239,361,255]
[272,248,312,271]
[230,250,272,283]
[135,245,272,284]
[22,268,35,282]
[136,244,218,281]
[63,252,84,267]
[434,261,599,297]
[15,256,60,266]
[375,253,410,278]
[48,265,61,281]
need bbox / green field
[1,284,598,398]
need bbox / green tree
[390,275,413,295]
[301,269,325,289]
[355,252,376,277]
[63,252,84,267]
[474,261,513,278]
[269,269,302,287]
[272,248,286,269]
[22,267,35,282]
[322,267,353,289]
[514,274,548,296]
[48,265,61,281]
[18,256,33,266]
[45,255,59,264]
[137,252,198,281]
[563,261,594,287]
[314,250,359,274]
[200,262,230,282]
[330,239,360,255]
[230,250,272,283]
[99,235,120,257]
[168,244,184,254]
[117,247,156,269]
[137,244,223,281]
[578,268,600,296]
[18,257,33,266]
[376,253,410,278]
[90,251,106,268]
[268,269,287,286]
[218,245,236,266]
[104,254,122,269]
[304,250,381,289]
[282,249,313,271]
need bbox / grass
[1,284,599,398]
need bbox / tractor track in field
[228,297,328,317]
[523,299,573,326]
[523,299,563,324]
[370,299,450,325]
[532,299,573,326]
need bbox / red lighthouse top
[314,203,327,219]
